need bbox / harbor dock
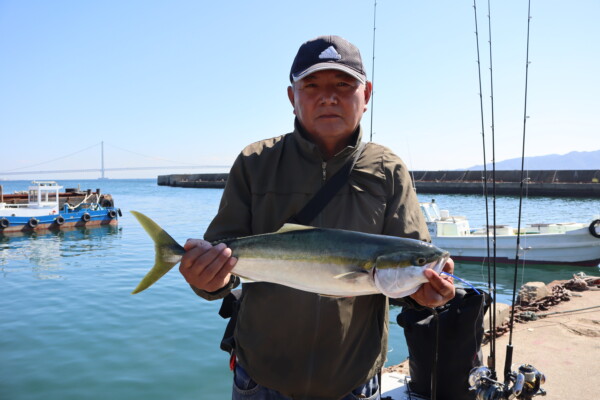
[158,170,600,197]
[482,287,599,400]
[383,276,600,399]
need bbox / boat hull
[0,208,120,234]
[432,227,600,267]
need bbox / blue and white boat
[0,181,121,233]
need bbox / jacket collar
[292,118,363,161]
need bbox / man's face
[287,70,372,145]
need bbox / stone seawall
[157,170,600,197]
[157,173,229,188]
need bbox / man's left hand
[410,257,455,308]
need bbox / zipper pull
[321,162,327,181]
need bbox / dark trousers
[232,364,380,400]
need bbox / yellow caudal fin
[130,211,186,294]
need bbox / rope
[65,193,98,210]
[537,304,600,318]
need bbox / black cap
[289,35,367,84]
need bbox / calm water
[1,179,598,400]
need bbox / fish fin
[130,211,185,294]
[333,271,369,280]
[275,223,315,234]
[318,294,348,299]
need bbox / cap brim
[291,63,366,84]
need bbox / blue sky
[1,0,598,180]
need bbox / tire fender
[589,219,600,238]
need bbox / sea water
[1,179,598,400]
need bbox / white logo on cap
[318,46,342,60]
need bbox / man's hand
[410,257,455,308]
[179,239,237,293]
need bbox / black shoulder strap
[289,142,366,225]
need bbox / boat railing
[420,202,442,222]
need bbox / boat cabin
[420,201,471,237]
[27,181,62,209]
[0,181,62,217]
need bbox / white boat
[421,201,600,267]
[0,181,120,233]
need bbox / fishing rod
[486,0,499,382]
[505,0,533,383]
[471,0,496,376]
[468,2,546,399]
[369,0,377,142]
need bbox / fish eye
[414,257,427,266]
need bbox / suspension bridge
[0,142,230,179]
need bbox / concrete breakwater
[157,173,229,188]
[158,170,600,197]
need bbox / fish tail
[130,211,185,294]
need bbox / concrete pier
[157,170,600,197]
[479,285,600,400]
[383,277,600,399]
[157,173,228,188]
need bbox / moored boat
[0,181,121,233]
[421,200,600,267]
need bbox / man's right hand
[179,239,238,292]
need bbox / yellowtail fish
[131,211,449,298]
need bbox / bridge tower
[100,141,105,179]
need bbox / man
[180,35,455,399]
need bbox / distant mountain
[465,150,600,170]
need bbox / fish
[130,211,450,298]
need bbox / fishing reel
[468,364,546,400]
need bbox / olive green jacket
[194,120,429,399]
